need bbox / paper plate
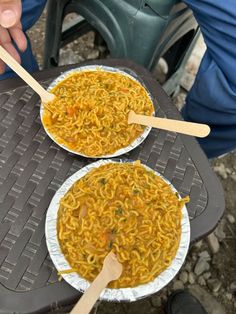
[40,65,155,158]
[45,159,190,302]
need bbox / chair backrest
[44,0,195,80]
[144,0,179,16]
[60,0,176,65]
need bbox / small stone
[227,214,235,224]
[179,271,188,284]
[231,173,236,182]
[184,262,192,272]
[234,302,236,308]
[161,294,168,302]
[207,279,222,293]
[180,72,195,91]
[173,280,184,291]
[189,272,196,284]
[213,163,228,179]
[86,42,94,49]
[207,232,220,254]
[173,92,185,110]
[59,49,79,65]
[192,254,197,262]
[198,276,206,286]
[149,309,157,314]
[98,45,107,53]
[194,258,210,276]
[158,58,168,75]
[214,220,226,241]
[161,287,168,295]
[87,50,99,60]
[225,292,232,301]
[194,240,203,249]
[211,255,217,266]
[203,272,211,280]
[198,251,211,261]
[229,282,236,292]
[150,295,162,308]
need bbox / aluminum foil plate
[45,159,190,302]
[40,65,155,158]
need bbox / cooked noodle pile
[42,70,154,156]
[57,162,189,288]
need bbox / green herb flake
[115,207,123,215]
[111,228,117,234]
[99,178,107,185]
[108,240,113,249]
[148,171,156,178]
[175,192,180,198]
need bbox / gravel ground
[27,10,236,314]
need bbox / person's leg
[182,0,236,158]
[0,0,47,80]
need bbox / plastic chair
[43,0,200,95]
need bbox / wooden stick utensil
[0,46,55,103]
[70,252,123,314]
[128,110,210,138]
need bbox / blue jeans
[1,0,236,158]
[182,0,236,158]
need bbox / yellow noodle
[42,71,154,156]
[57,162,189,288]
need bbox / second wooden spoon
[128,110,210,138]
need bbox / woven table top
[0,59,224,314]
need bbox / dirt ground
[27,9,236,314]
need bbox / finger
[2,41,21,64]
[0,59,6,74]
[0,24,11,43]
[0,0,22,28]
[0,25,21,63]
[9,24,27,52]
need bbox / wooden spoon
[0,45,55,103]
[70,252,123,314]
[128,110,210,138]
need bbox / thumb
[0,0,22,28]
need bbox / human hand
[0,0,27,74]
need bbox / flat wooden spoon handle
[128,111,210,138]
[70,271,108,314]
[0,45,54,103]
[70,252,122,314]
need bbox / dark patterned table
[0,59,224,314]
